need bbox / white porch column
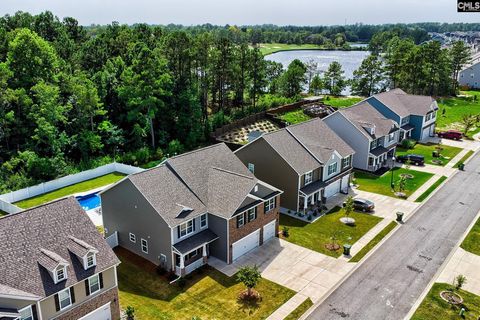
[179,254,185,268]
[202,244,207,257]
[304,197,308,209]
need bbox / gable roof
[120,143,278,225]
[0,197,119,299]
[373,88,438,117]
[338,101,399,139]
[258,118,354,174]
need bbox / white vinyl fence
[0,162,143,214]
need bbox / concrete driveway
[351,189,419,220]
[209,238,354,303]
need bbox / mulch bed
[325,243,341,251]
[440,291,464,305]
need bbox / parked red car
[437,130,463,140]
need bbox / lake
[265,50,370,95]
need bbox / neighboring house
[101,143,281,277]
[459,51,480,89]
[0,197,120,320]
[324,101,400,172]
[234,118,354,214]
[367,88,439,141]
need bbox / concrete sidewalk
[437,247,480,296]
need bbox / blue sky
[0,0,477,26]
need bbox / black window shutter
[70,287,76,304]
[193,220,196,231]
[99,272,104,289]
[264,202,268,213]
[85,279,90,296]
[177,226,180,238]
[236,215,240,228]
[32,304,38,320]
[54,294,60,312]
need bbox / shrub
[166,272,177,282]
[177,277,187,289]
[167,139,185,157]
[307,215,312,221]
[455,274,467,291]
[282,226,290,237]
[156,266,167,276]
[256,94,295,111]
[125,306,135,319]
[313,210,318,217]
[401,139,416,149]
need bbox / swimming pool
[75,193,101,211]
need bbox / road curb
[300,149,479,320]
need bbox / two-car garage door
[232,229,260,261]
[79,303,111,320]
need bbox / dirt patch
[325,243,341,251]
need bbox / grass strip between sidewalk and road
[454,150,474,168]
[460,215,480,256]
[284,298,314,320]
[349,221,398,263]
[414,176,448,203]
[411,283,480,320]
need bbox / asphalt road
[306,151,480,320]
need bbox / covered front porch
[172,229,218,276]
[400,124,414,141]
[367,145,396,172]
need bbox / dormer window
[55,265,67,283]
[84,251,97,269]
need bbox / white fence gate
[105,231,119,248]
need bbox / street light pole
[391,156,396,190]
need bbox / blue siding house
[367,88,438,142]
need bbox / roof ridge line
[285,127,324,165]
[210,166,254,180]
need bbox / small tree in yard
[125,306,135,320]
[398,176,407,193]
[461,114,480,135]
[237,265,262,298]
[454,274,467,291]
[343,196,355,224]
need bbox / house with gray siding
[367,88,438,141]
[101,143,281,277]
[459,52,480,89]
[324,101,400,172]
[235,118,354,214]
[0,197,120,320]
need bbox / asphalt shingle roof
[373,88,438,117]
[0,197,119,298]
[123,143,277,225]
[259,118,354,174]
[338,101,399,139]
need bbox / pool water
[75,193,101,211]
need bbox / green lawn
[436,91,480,138]
[415,176,447,202]
[279,207,383,258]
[259,43,325,55]
[460,215,480,256]
[396,143,462,167]
[278,109,313,124]
[411,283,480,320]
[454,150,474,168]
[14,172,126,209]
[117,249,295,320]
[323,96,363,108]
[0,209,7,217]
[285,298,313,320]
[349,221,398,263]
[354,168,434,198]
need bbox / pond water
[265,50,370,95]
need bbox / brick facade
[228,195,280,263]
[57,287,120,320]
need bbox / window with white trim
[264,198,275,213]
[85,252,96,269]
[18,306,33,320]
[200,214,207,228]
[237,214,245,228]
[248,163,255,173]
[304,171,313,185]
[388,132,395,142]
[179,220,194,238]
[327,162,337,176]
[141,238,148,253]
[55,266,67,283]
[247,207,257,222]
[88,274,101,295]
[58,288,72,310]
[342,156,351,168]
[129,233,136,243]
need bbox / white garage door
[79,303,111,320]
[263,220,276,243]
[421,126,432,141]
[232,229,260,261]
[324,179,341,198]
